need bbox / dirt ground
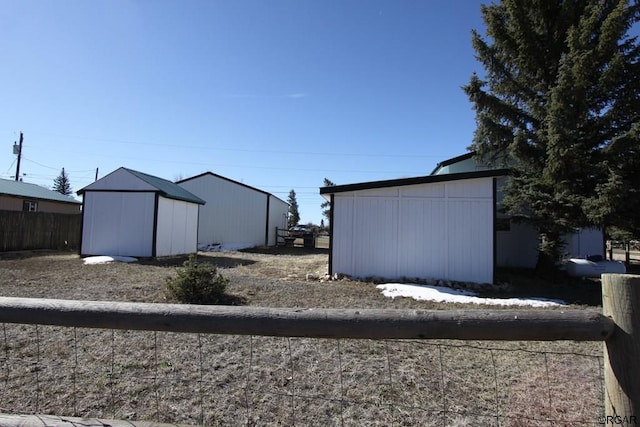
[0,247,472,310]
[0,246,608,308]
[0,247,605,426]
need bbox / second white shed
[320,170,509,284]
[78,167,205,258]
[177,172,288,248]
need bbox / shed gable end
[80,168,157,192]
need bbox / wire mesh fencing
[0,323,604,426]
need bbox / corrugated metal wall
[178,175,269,247]
[267,196,289,246]
[332,178,494,284]
[81,192,155,257]
[156,197,199,257]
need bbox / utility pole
[13,132,23,181]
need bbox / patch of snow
[376,283,565,307]
[198,242,254,252]
[83,256,138,265]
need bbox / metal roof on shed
[320,169,510,196]
[0,178,82,204]
[124,168,205,204]
[78,167,205,205]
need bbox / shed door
[81,192,155,257]
[332,178,494,284]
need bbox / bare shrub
[164,254,229,304]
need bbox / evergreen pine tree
[464,0,640,268]
[53,168,73,196]
[320,178,335,224]
[287,189,300,228]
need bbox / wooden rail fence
[0,273,637,426]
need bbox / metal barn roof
[320,169,510,196]
[78,168,206,205]
[124,168,206,205]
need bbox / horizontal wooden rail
[0,296,613,341]
[0,414,195,427]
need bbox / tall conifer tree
[320,178,335,224]
[287,189,300,228]
[464,0,640,268]
[53,168,73,196]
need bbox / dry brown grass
[0,248,604,426]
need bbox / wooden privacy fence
[0,211,81,252]
[0,273,637,426]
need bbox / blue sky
[2,1,488,224]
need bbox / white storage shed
[78,167,205,258]
[177,172,288,248]
[320,170,509,284]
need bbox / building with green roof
[0,178,81,214]
[77,167,205,257]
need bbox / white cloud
[285,93,308,99]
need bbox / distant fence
[0,274,638,426]
[0,211,81,252]
[275,227,329,249]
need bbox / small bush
[165,254,229,304]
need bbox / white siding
[267,196,289,246]
[178,175,268,247]
[446,199,493,282]
[332,178,495,284]
[332,197,354,275]
[81,192,155,257]
[156,197,199,257]
[397,198,447,279]
[350,196,399,278]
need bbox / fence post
[602,273,640,422]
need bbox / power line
[21,156,95,174]
[260,185,324,189]
[12,131,438,179]
[31,149,427,175]
[25,130,444,159]
[4,159,17,175]
[20,156,60,171]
